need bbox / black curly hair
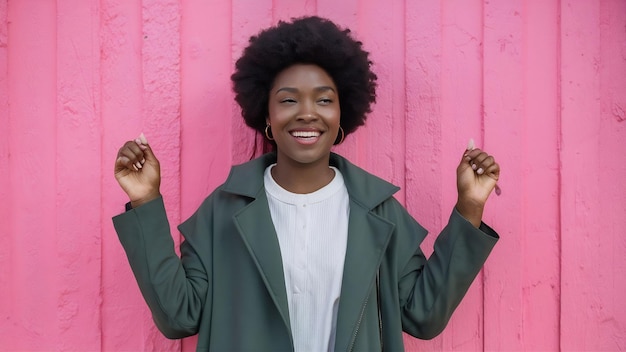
[231,16,377,142]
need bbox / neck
[271,155,335,194]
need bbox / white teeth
[291,131,320,138]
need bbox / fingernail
[477,168,484,175]
[139,133,148,145]
[467,138,475,151]
[141,158,146,165]
[135,162,142,169]
[133,164,139,171]
[472,163,477,170]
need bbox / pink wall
[1,0,625,350]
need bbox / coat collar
[226,152,399,350]
[222,152,400,206]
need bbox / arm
[113,198,208,338]
[399,209,498,339]
[112,135,208,338]
[400,140,500,338]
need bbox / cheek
[267,105,283,124]
[331,101,341,122]
[328,107,341,126]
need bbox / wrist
[455,198,484,228]
[130,192,161,209]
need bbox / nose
[296,101,318,122]
[296,113,317,122]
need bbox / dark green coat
[113,152,498,351]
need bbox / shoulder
[331,153,428,244]
[374,196,428,242]
[178,154,276,237]
[330,153,400,210]
[221,153,277,198]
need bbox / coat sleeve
[112,196,209,339]
[397,207,498,339]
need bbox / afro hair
[231,16,377,140]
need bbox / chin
[282,149,331,166]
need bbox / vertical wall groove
[556,0,563,350]
[479,1,486,348]
[0,0,11,347]
[97,0,105,349]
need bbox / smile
[289,129,322,145]
[290,130,321,138]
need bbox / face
[267,64,341,167]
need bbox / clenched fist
[114,133,162,208]
[455,139,501,227]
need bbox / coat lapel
[333,200,395,351]
[233,191,292,338]
[328,153,399,351]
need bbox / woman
[113,16,500,352]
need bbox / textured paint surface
[0,0,625,351]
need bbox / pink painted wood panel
[560,0,626,350]
[483,0,526,350]
[0,0,624,350]
[0,0,10,347]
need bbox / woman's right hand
[114,133,161,208]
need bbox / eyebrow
[275,86,336,95]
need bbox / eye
[318,98,333,105]
[280,98,297,104]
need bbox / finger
[483,161,500,180]
[117,151,142,171]
[139,132,148,145]
[115,155,136,172]
[134,138,148,152]
[119,144,143,163]
[132,139,147,164]
[133,133,150,154]
[464,150,494,175]
[473,155,494,175]
[463,149,484,171]
[120,140,144,155]
[138,143,157,165]
[462,147,483,163]
[118,143,145,170]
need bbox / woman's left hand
[455,141,500,227]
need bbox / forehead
[271,64,337,90]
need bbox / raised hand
[455,138,500,227]
[114,133,161,208]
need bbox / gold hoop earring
[264,124,274,141]
[334,126,345,145]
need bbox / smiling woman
[112,16,500,351]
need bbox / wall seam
[400,0,407,197]
[53,0,60,348]
[97,0,105,350]
[177,0,183,292]
[480,0,486,350]
[556,0,563,350]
